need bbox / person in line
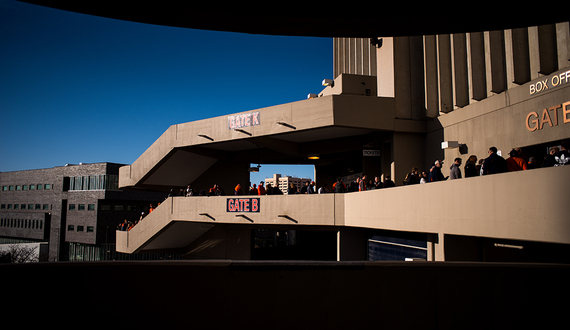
[249,183,257,195]
[307,181,316,194]
[506,148,527,171]
[288,182,298,195]
[257,181,266,195]
[554,141,570,166]
[420,171,428,184]
[482,147,507,175]
[428,160,446,182]
[541,146,559,167]
[359,174,367,191]
[234,183,243,195]
[527,157,539,169]
[464,155,478,178]
[373,176,383,189]
[333,177,347,193]
[383,175,395,188]
[449,158,462,180]
[318,183,328,194]
[404,167,420,185]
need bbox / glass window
[37,184,43,190]
[16,185,21,191]
[114,205,124,211]
[77,225,84,232]
[28,204,33,210]
[14,204,19,210]
[35,204,41,210]
[69,204,76,211]
[100,204,110,211]
[21,204,26,209]
[88,204,95,211]
[9,186,14,191]
[43,204,49,210]
[22,185,28,191]
[87,226,94,232]
[29,185,35,190]
[44,184,51,190]
[78,204,85,211]
[68,225,74,231]
[2,186,7,191]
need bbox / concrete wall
[117,165,570,261]
[431,68,570,176]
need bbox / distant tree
[0,244,38,263]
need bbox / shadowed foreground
[2,260,568,329]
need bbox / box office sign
[228,111,260,130]
[227,198,260,212]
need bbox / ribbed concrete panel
[424,35,439,118]
[438,34,454,113]
[469,32,487,101]
[488,30,507,94]
[538,24,559,75]
[453,33,469,108]
[511,27,532,85]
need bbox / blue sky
[0,0,331,181]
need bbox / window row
[67,225,94,232]
[2,184,52,192]
[67,175,119,191]
[0,218,44,230]
[1,204,51,210]
[69,204,95,211]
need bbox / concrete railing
[117,165,570,254]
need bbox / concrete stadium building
[115,23,570,262]
[6,4,570,328]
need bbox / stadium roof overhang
[18,2,569,38]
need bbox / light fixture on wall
[442,141,468,154]
[441,141,460,149]
[308,154,320,160]
[307,93,318,99]
[249,164,261,172]
[322,79,334,87]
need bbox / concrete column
[538,24,558,75]
[438,34,454,113]
[424,35,439,117]
[510,27,531,85]
[453,33,469,108]
[488,30,507,94]
[557,22,570,66]
[377,37,395,98]
[427,233,445,261]
[528,26,541,80]
[336,227,367,261]
[394,36,412,119]
[469,31,487,101]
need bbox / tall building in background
[0,163,168,261]
[265,174,311,194]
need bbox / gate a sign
[227,198,260,212]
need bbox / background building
[264,174,311,194]
[0,163,167,261]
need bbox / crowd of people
[403,141,569,185]
[118,142,568,231]
[117,203,157,231]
